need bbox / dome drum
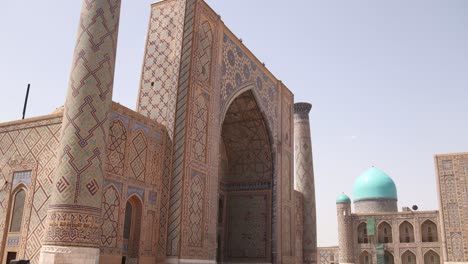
[354,199,398,213]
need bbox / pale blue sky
[1,1,467,246]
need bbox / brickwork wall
[317,247,339,264]
[0,103,167,264]
[0,114,62,263]
[350,211,441,264]
[337,203,353,263]
[100,103,166,263]
[435,153,468,262]
[137,0,296,262]
[294,102,317,264]
[295,191,304,264]
[354,199,398,214]
[0,0,300,263]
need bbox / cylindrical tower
[336,193,354,264]
[40,0,121,263]
[294,102,317,264]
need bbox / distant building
[434,153,468,263]
[318,158,468,264]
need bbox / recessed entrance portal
[123,196,142,264]
[217,90,273,263]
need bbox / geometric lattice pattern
[191,92,209,163]
[166,0,197,256]
[137,0,187,257]
[44,0,121,248]
[51,0,121,206]
[226,194,269,260]
[435,153,468,262]
[218,90,273,263]
[221,34,278,135]
[188,173,204,247]
[107,120,127,175]
[0,118,62,263]
[129,132,148,181]
[295,191,304,264]
[195,21,213,84]
[222,91,272,183]
[318,248,339,264]
[451,233,463,259]
[101,186,120,247]
[294,102,316,264]
[0,1,302,263]
[137,0,186,135]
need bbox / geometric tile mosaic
[0,117,62,262]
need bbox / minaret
[336,193,354,264]
[39,0,121,263]
[294,102,317,264]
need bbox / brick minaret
[40,0,121,262]
[336,194,354,264]
[294,102,317,264]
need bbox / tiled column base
[163,257,217,264]
[38,246,99,264]
[161,259,273,264]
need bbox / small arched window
[123,200,133,240]
[359,251,372,264]
[424,250,440,264]
[10,189,26,232]
[358,222,368,243]
[384,251,395,264]
[123,196,142,258]
[399,221,415,243]
[402,251,416,264]
[378,222,393,243]
[421,220,438,242]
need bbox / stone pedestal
[164,258,217,264]
[39,0,121,262]
[294,102,317,264]
[39,247,100,264]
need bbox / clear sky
[1,0,467,246]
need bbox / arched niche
[399,221,415,243]
[358,222,368,244]
[216,90,273,263]
[377,221,393,243]
[123,195,143,261]
[421,220,438,242]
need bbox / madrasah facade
[0,0,316,263]
[0,0,467,264]
[317,154,468,264]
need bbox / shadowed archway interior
[217,90,273,263]
[123,196,142,262]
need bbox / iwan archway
[217,90,273,263]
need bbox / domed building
[319,167,443,264]
[352,167,398,213]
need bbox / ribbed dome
[336,193,351,204]
[352,167,397,201]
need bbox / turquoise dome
[352,167,397,201]
[336,193,351,204]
